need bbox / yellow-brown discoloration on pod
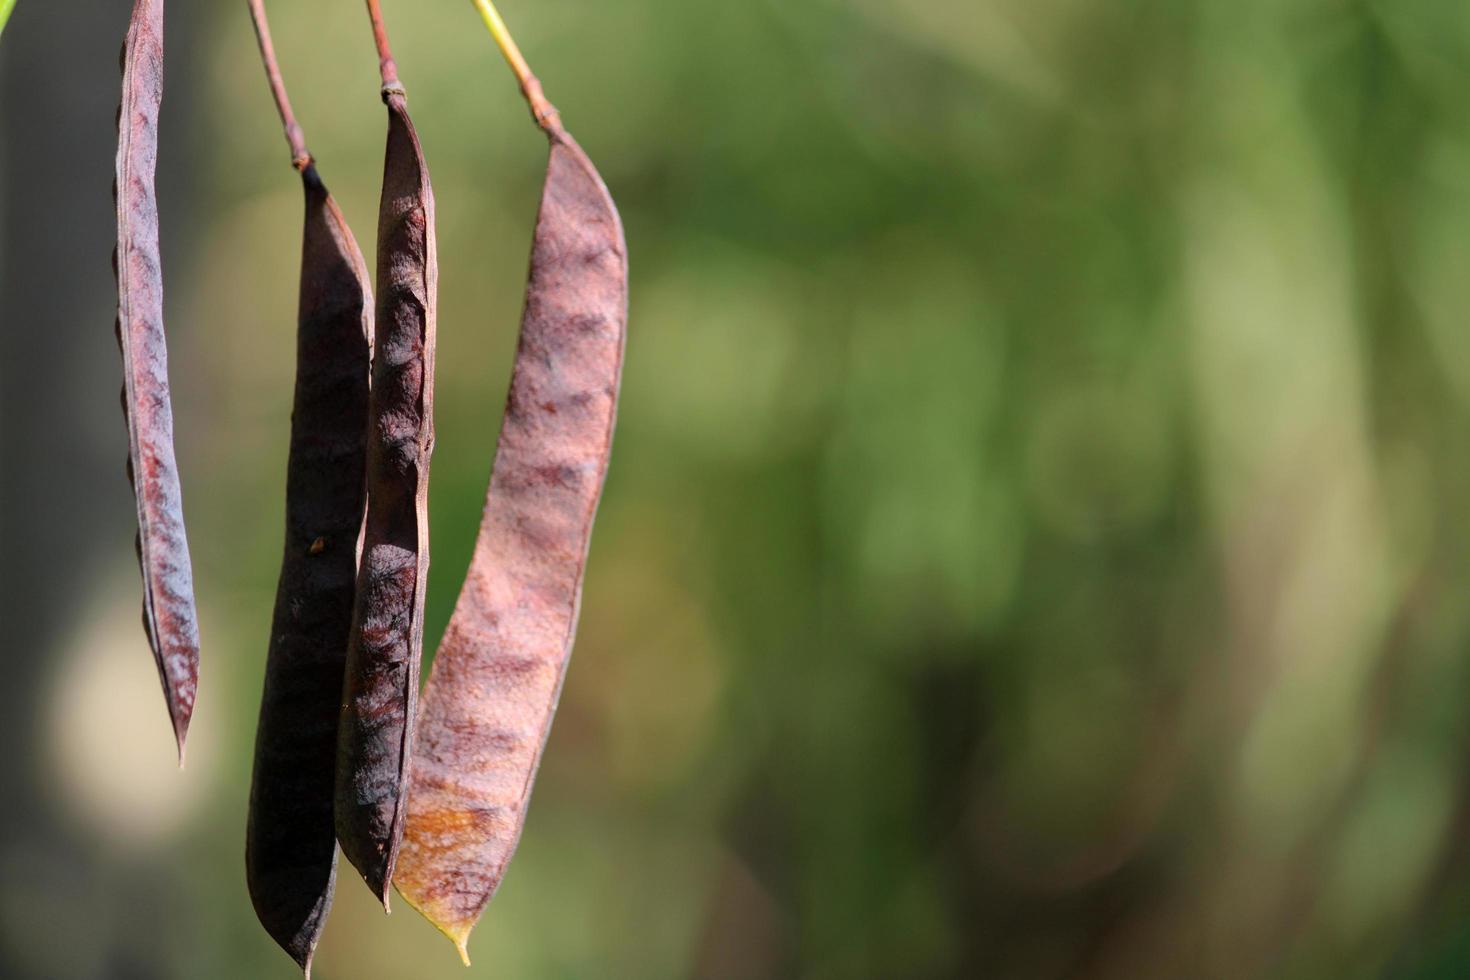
[394,124,626,960]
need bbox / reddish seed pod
[394,104,627,960]
[242,1,374,972]
[114,0,200,761]
[335,0,438,907]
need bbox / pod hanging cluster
[97,0,625,968]
[211,0,621,972]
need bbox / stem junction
[469,0,561,131]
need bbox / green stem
[468,0,560,131]
[0,0,18,40]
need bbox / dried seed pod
[114,0,200,761]
[335,0,438,906]
[243,1,373,973]
[394,3,627,960]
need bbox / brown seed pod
[114,0,200,761]
[334,0,438,906]
[394,6,627,959]
[242,1,373,973]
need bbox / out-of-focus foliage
[8,0,1470,977]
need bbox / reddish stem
[364,0,403,95]
[245,0,310,169]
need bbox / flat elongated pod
[335,5,437,904]
[243,2,373,972]
[248,164,372,975]
[114,0,200,760]
[395,115,627,960]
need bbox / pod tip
[396,885,474,965]
[170,696,193,768]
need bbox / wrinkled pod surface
[335,3,438,905]
[396,108,626,960]
[114,0,200,760]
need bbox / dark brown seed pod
[242,2,373,973]
[114,0,200,762]
[394,5,627,960]
[335,0,438,907]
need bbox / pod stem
[469,0,560,132]
[364,0,404,97]
[0,0,17,40]
[245,0,311,169]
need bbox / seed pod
[114,0,200,761]
[394,7,627,958]
[242,1,373,972]
[335,0,438,906]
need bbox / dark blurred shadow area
[7,1,1470,978]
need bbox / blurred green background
[8,0,1470,977]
